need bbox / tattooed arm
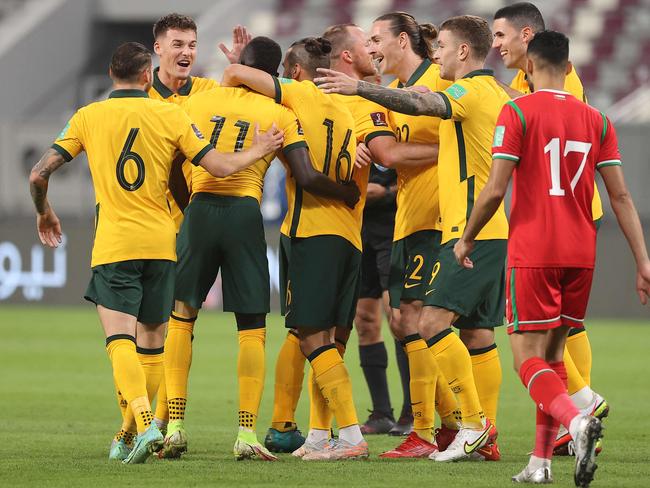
[314,68,449,117]
[29,148,66,247]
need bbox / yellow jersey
[510,67,603,221]
[183,86,307,202]
[388,59,451,241]
[273,78,360,249]
[51,89,212,267]
[148,67,220,230]
[437,70,510,243]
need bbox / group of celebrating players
[28,2,650,486]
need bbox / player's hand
[343,180,361,209]
[355,142,372,168]
[406,85,433,95]
[36,207,62,248]
[218,25,252,64]
[314,68,359,95]
[252,123,284,157]
[453,238,475,269]
[636,259,650,305]
[366,182,386,201]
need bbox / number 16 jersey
[492,89,621,268]
[52,89,212,267]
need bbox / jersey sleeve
[491,102,525,163]
[173,108,213,166]
[51,111,84,161]
[436,79,479,121]
[356,100,395,145]
[595,114,622,169]
[272,77,306,110]
[278,106,308,154]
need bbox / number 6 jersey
[492,89,622,268]
[52,89,212,267]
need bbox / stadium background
[0,0,648,315]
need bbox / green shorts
[84,259,175,324]
[280,234,361,330]
[388,230,442,309]
[174,193,270,313]
[424,239,507,329]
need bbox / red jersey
[492,89,621,268]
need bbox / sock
[271,332,305,431]
[433,369,459,429]
[137,348,165,402]
[114,378,128,420]
[238,327,266,432]
[394,339,412,417]
[529,455,552,470]
[308,341,347,431]
[564,347,587,395]
[469,344,502,427]
[566,330,592,385]
[571,386,595,410]
[114,429,136,446]
[533,406,559,460]
[308,345,359,429]
[428,330,484,429]
[306,428,329,444]
[165,312,195,422]
[403,334,437,442]
[359,342,392,417]
[153,371,169,423]
[106,336,152,433]
[339,424,364,445]
[519,357,580,432]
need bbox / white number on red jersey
[544,137,592,197]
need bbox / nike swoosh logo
[463,429,490,454]
[404,283,421,289]
[425,289,435,295]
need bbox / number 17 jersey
[492,89,621,268]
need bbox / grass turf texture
[1,306,649,487]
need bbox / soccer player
[316,14,510,462]
[492,3,609,456]
[454,30,650,486]
[161,35,356,461]
[222,36,369,461]
[28,42,283,464]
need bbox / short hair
[286,37,332,78]
[374,12,437,60]
[440,15,492,61]
[322,23,358,58]
[239,36,283,76]
[493,2,545,33]
[527,30,569,72]
[153,13,197,39]
[110,42,152,82]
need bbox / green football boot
[122,423,164,464]
[157,419,187,459]
[234,429,278,461]
[264,427,305,453]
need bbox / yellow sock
[238,328,266,431]
[428,330,484,429]
[565,347,587,395]
[566,330,592,385]
[309,346,358,428]
[113,429,136,445]
[307,340,346,431]
[469,345,501,428]
[271,332,305,431]
[404,336,438,442]
[113,378,137,438]
[106,337,152,433]
[165,312,195,421]
[137,349,164,402]
[154,370,169,422]
[432,362,459,429]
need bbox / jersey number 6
[116,128,145,192]
[322,118,353,183]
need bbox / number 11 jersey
[492,89,621,268]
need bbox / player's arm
[221,64,276,98]
[599,165,650,304]
[168,153,190,211]
[454,158,516,268]
[279,147,360,209]
[29,148,66,248]
[495,78,523,99]
[367,135,438,168]
[315,68,449,117]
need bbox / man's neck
[112,82,147,91]
[453,59,487,81]
[157,67,189,94]
[396,52,425,84]
[529,72,566,92]
[330,61,361,81]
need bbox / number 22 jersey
[492,89,621,268]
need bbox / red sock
[520,357,580,431]
[534,407,559,459]
[549,361,568,389]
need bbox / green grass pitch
[1,306,649,487]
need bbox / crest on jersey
[296,119,304,135]
[191,124,205,140]
[493,126,505,147]
[447,84,467,100]
[370,112,388,127]
[57,121,71,140]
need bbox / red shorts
[505,267,594,334]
